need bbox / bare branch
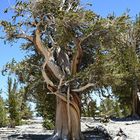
[53,91,67,101]
[58,77,65,90]
[15,34,34,42]
[42,61,54,87]
[72,83,95,93]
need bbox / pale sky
[0,0,140,98]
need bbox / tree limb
[34,29,64,80]
[42,61,54,87]
[47,83,74,107]
[72,83,95,93]
[71,38,83,75]
[15,34,34,42]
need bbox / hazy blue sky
[0,0,25,96]
[85,0,140,18]
[0,0,140,98]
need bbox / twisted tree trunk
[53,93,83,140]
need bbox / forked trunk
[52,94,84,140]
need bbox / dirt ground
[0,117,140,140]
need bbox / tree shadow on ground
[8,134,51,140]
[8,129,112,140]
[111,115,140,122]
[8,134,110,140]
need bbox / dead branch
[41,61,54,87]
[58,77,65,90]
[72,83,95,93]
[15,34,34,42]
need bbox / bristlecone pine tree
[2,0,140,139]
[0,0,101,139]
[104,14,140,117]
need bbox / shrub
[0,96,8,127]
[43,119,54,130]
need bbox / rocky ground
[0,117,140,140]
[81,117,140,140]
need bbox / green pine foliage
[0,91,8,127]
[19,88,33,120]
[7,78,33,127]
[98,98,127,118]
[7,77,21,127]
[1,0,140,123]
[81,93,97,117]
[35,93,56,128]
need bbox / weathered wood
[34,29,64,82]
[137,92,140,101]
[71,39,83,75]
[54,94,82,140]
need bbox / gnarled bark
[71,39,83,75]
[53,93,83,140]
